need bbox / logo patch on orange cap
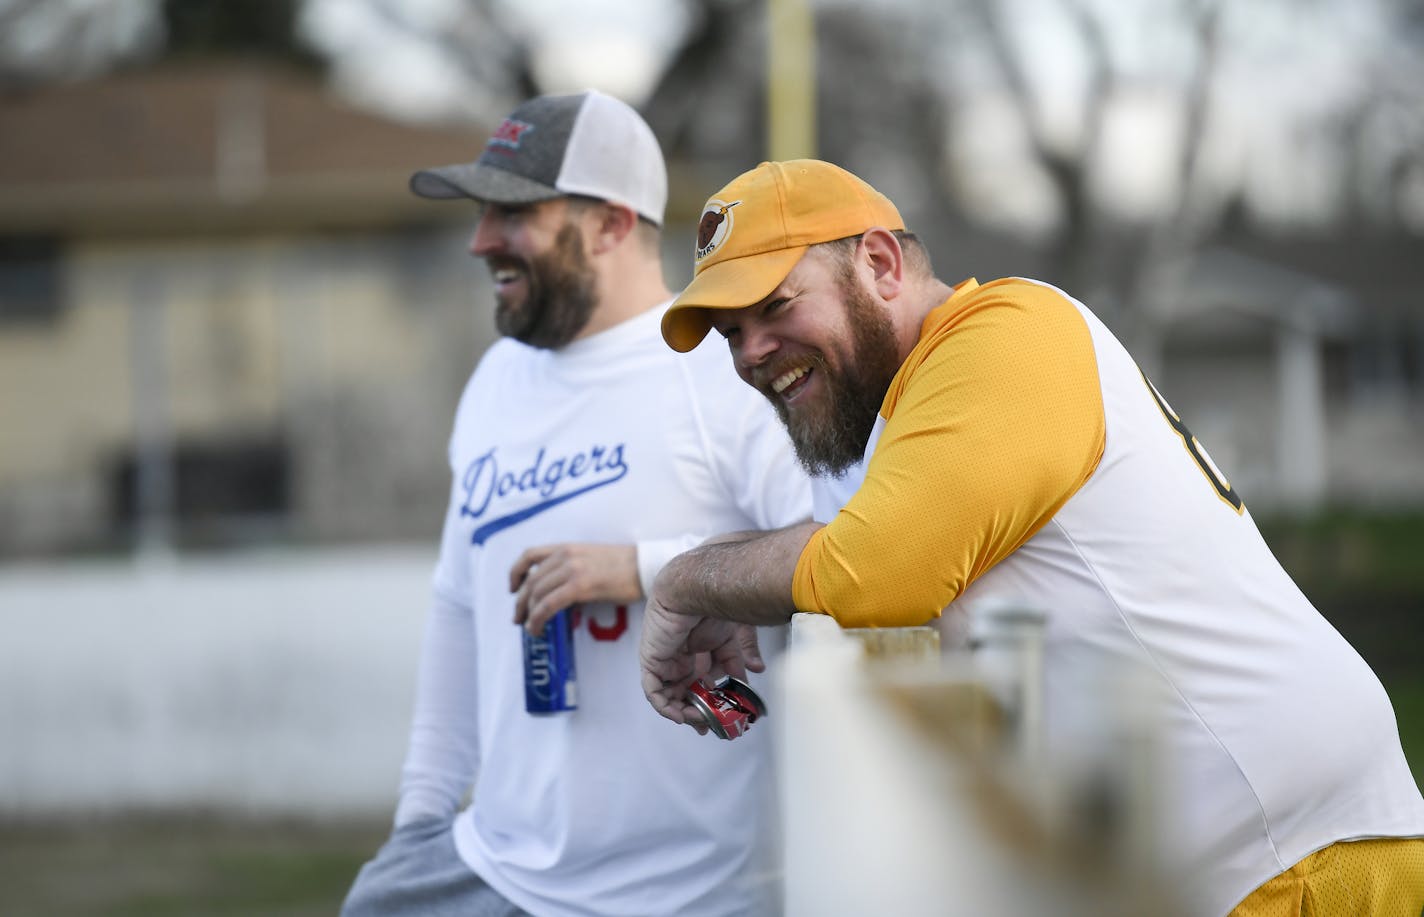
[695,199,741,262]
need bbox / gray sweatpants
[341,817,530,917]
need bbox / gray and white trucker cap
[409,90,668,227]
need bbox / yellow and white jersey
[793,277,1424,917]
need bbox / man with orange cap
[639,159,1424,917]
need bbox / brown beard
[495,222,597,349]
[772,267,902,477]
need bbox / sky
[0,0,690,115]
[297,0,1421,235]
[932,0,1421,235]
[299,0,693,121]
[500,0,692,100]
[2,0,1417,234]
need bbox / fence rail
[778,611,1179,917]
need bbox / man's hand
[639,595,765,728]
[635,523,816,727]
[510,543,641,635]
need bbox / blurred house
[0,61,499,558]
[3,56,1422,564]
[646,3,1424,518]
[1154,236,1424,514]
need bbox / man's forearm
[653,521,821,625]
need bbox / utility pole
[767,0,817,161]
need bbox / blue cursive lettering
[458,442,629,545]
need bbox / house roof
[1165,247,1358,337]
[0,61,490,237]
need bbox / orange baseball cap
[661,159,905,352]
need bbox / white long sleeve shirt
[399,302,811,917]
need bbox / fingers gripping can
[686,676,766,739]
[523,608,577,714]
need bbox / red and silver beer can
[686,676,767,740]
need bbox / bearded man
[640,159,1424,917]
[340,93,810,917]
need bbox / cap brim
[661,246,810,352]
[409,162,562,205]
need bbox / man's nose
[735,323,779,374]
[468,212,502,257]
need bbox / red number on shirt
[587,604,629,642]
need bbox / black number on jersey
[1141,372,1244,514]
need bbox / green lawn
[1258,510,1424,788]
[1387,675,1424,791]
[0,816,387,917]
[2,687,1420,917]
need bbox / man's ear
[860,228,904,300]
[589,203,638,255]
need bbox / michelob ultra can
[686,676,766,739]
[523,608,577,714]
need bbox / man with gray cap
[341,91,809,917]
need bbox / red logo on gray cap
[489,118,535,150]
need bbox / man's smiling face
[710,244,901,476]
[468,197,598,350]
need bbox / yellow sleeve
[791,279,1105,627]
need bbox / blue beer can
[523,608,578,714]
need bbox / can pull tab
[718,677,766,721]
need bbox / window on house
[0,236,65,324]
[113,438,291,544]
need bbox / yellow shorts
[1229,837,1424,917]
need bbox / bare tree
[0,0,164,86]
[352,0,538,119]
[643,0,765,174]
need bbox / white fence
[0,545,433,818]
